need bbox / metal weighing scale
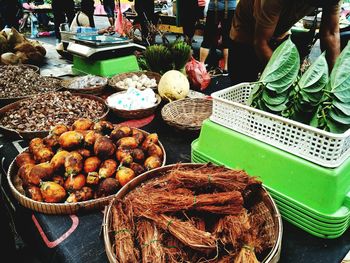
[67,35,146,77]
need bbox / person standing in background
[228,0,341,85]
[101,0,115,26]
[51,0,75,42]
[177,0,199,45]
[134,0,155,42]
[70,0,96,31]
[199,0,236,76]
[0,0,21,29]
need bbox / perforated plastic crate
[210,83,350,168]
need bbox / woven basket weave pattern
[161,98,213,131]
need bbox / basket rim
[102,163,283,263]
[7,128,167,214]
[210,82,350,138]
[161,97,213,130]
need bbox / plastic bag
[185,56,211,91]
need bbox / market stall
[1,5,350,262]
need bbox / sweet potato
[40,181,67,203]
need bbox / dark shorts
[103,2,115,18]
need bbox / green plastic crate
[191,120,350,238]
[72,55,140,77]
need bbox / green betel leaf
[330,41,350,91]
[262,90,289,106]
[247,83,263,106]
[330,42,350,102]
[260,38,300,83]
[298,53,329,91]
[329,108,350,125]
[326,117,349,133]
[303,73,328,93]
[264,101,288,112]
[333,99,350,116]
[265,61,299,93]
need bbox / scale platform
[191,119,350,238]
[67,35,145,77]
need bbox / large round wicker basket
[60,75,108,95]
[7,130,167,215]
[103,163,283,263]
[161,97,213,131]
[108,71,162,92]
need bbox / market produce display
[107,88,158,110]
[0,91,108,132]
[112,74,157,91]
[0,65,61,99]
[12,119,165,204]
[248,38,350,133]
[0,27,46,66]
[108,71,162,92]
[106,164,278,262]
[64,75,108,90]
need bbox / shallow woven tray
[106,92,162,119]
[0,93,109,140]
[108,71,161,92]
[7,130,167,215]
[161,97,213,131]
[103,163,283,263]
[60,75,108,95]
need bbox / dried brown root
[213,210,250,248]
[233,246,260,263]
[143,212,217,253]
[112,200,140,263]
[129,188,243,215]
[165,164,260,191]
[136,219,166,263]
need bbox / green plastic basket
[191,120,350,238]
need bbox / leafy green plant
[170,40,191,71]
[138,41,191,75]
[248,38,300,114]
[310,42,350,133]
[142,44,173,75]
[283,53,329,123]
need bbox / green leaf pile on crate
[248,38,350,134]
[137,40,191,75]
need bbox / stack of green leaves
[142,44,173,75]
[170,40,192,71]
[138,41,191,75]
[248,38,300,114]
[311,42,350,133]
[285,53,329,123]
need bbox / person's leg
[65,0,76,26]
[200,10,218,65]
[51,0,65,41]
[228,40,263,85]
[221,10,235,72]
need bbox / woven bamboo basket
[108,71,162,92]
[106,92,162,119]
[7,129,167,215]
[103,163,283,263]
[60,75,108,95]
[0,93,109,140]
[161,97,213,131]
